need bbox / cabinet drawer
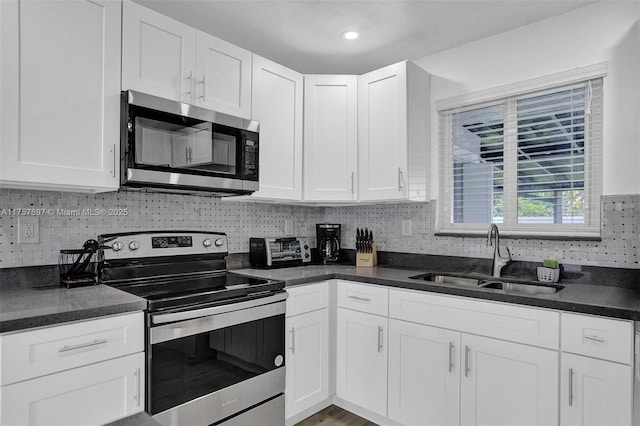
[336,280,388,316]
[1,312,144,386]
[389,288,559,349]
[286,281,329,317]
[1,352,144,426]
[561,313,633,364]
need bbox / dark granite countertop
[0,284,147,333]
[232,265,640,320]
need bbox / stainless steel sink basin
[409,273,483,287]
[409,273,564,295]
[480,281,563,295]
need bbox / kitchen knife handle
[449,341,455,373]
[568,368,574,406]
[377,326,383,352]
[464,345,470,377]
[289,327,295,354]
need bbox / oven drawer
[1,312,144,386]
[217,394,284,426]
[561,312,633,364]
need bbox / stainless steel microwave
[120,90,259,195]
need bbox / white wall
[414,1,640,198]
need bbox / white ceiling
[134,0,597,74]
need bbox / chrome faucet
[487,224,511,277]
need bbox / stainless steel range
[98,231,286,426]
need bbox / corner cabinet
[122,0,252,119]
[250,55,304,200]
[303,75,358,201]
[358,61,430,201]
[0,0,121,192]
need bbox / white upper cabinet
[251,55,304,200]
[0,0,121,192]
[195,33,252,118]
[358,61,430,201]
[122,1,252,119]
[303,75,358,201]
[122,0,196,104]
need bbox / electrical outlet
[284,219,294,236]
[18,216,39,244]
[401,220,412,237]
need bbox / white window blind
[438,78,603,238]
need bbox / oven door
[148,292,286,426]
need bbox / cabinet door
[388,319,461,426]
[560,353,632,426]
[195,32,252,119]
[336,308,387,417]
[460,334,558,426]
[0,0,121,192]
[0,352,144,426]
[303,75,358,201]
[357,61,408,201]
[250,55,303,200]
[122,0,196,103]
[285,309,330,419]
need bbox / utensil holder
[356,242,378,267]
[537,266,560,283]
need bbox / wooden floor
[295,405,378,426]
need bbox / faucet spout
[487,224,511,277]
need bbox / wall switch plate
[401,220,412,236]
[18,216,39,244]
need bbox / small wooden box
[356,242,378,267]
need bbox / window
[438,75,603,238]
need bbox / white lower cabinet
[460,334,559,426]
[387,319,460,426]
[1,352,144,426]
[560,353,632,426]
[336,307,388,417]
[0,312,145,426]
[285,283,330,420]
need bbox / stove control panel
[100,232,228,260]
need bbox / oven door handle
[151,291,288,325]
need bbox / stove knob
[111,241,124,251]
[304,244,309,250]
[305,253,310,259]
[129,241,140,251]
[214,238,224,247]
[203,238,213,248]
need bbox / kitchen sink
[409,273,483,287]
[409,272,564,295]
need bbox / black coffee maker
[316,223,341,263]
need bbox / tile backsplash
[1,189,638,269]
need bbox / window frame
[436,64,607,239]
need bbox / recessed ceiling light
[342,31,359,40]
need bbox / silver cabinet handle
[568,368,574,406]
[464,345,470,377]
[397,167,403,191]
[377,326,383,352]
[58,339,107,353]
[111,144,116,177]
[185,70,193,95]
[449,341,455,373]
[348,295,371,302]
[584,334,605,343]
[289,327,295,354]
[351,171,355,195]
[200,75,206,101]
[134,368,141,407]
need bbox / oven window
[150,314,285,415]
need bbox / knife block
[356,242,378,267]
